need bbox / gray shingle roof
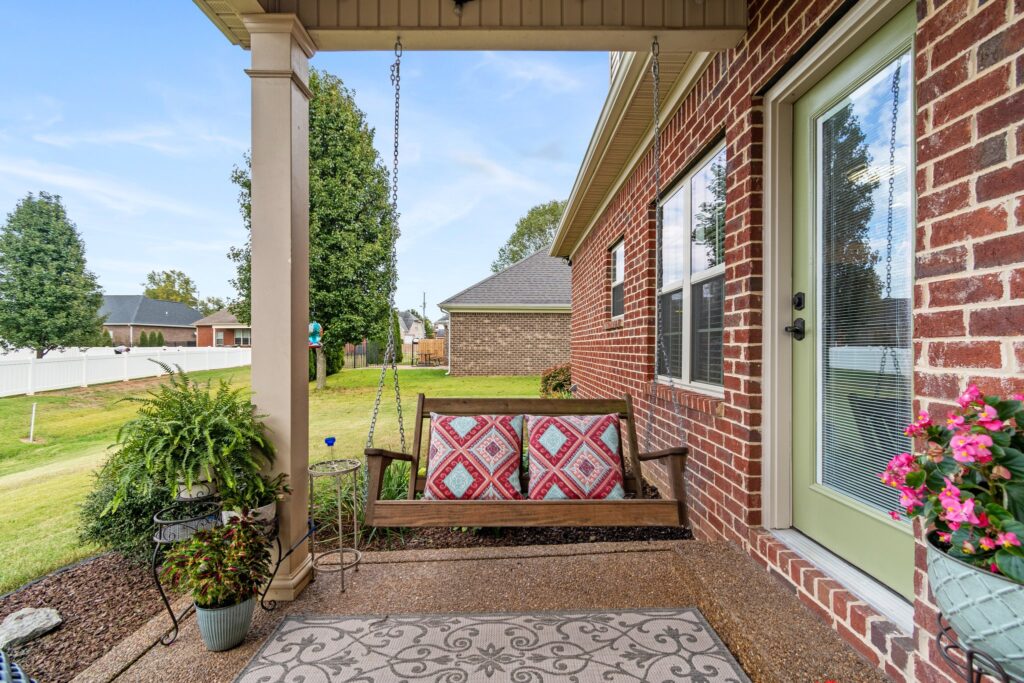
[439,248,571,308]
[100,295,203,327]
[193,309,243,326]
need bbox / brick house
[440,249,571,376]
[194,309,252,347]
[551,1,1024,681]
[99,295,201,346]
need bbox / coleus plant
[881,386,1024,584]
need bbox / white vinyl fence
[0,347,252,397]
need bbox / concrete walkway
[74,541,888,683]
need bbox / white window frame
[215,330,225,347]
[656,143,726,396]
[610,239,625,319]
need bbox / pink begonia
[880,452,916,488]
[963,540,976,554]
[991,563,1000,574]
[1012,393,1024,401]
[979,537,996,551]
[942,497,981,526]
[992,465,1012,480]
[976,404,1004,431]
[899,486,925,511]
[958,385,983,409]
[950,432,994,464]
[937,531,952,543]
[904,411,931,437]
[946,412,966,430]
[939,478,960,504]
[888,511,901,521]
[996,532,1021,548]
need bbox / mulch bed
[0,553,166,683]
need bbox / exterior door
[791,4,915,599]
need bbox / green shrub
[155,331,165,347]
[308,345,343,381]
[311,459,410,545]
[138,331,149,347]
[540,363,572,398]
[80,461,173,562]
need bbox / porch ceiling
[192,0,747,51]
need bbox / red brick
[974,232,1024,268]
[930,205,1007,247]
[977,18,1024,72]
[918,54,969,105]
[916,0,968,49]
[969,305,1024,337]
[917,119,971,163]
[928,341,1003,368]
[1015,269,1024,299]
[932,134,1007,187]
[928,273,1003,306]
[933,65,1011,127]
[914,310,966,337]
[977,161,1024,202]
[977,90,1024,137]
[916,372,963,400]
[917,246,967,277]
[930,0,1010,68]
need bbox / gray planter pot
[194,597,256,651]
[927,532,1024,678]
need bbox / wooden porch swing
[362,38,688,530]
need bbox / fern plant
[104,363,274,513]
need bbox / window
[657,145,726,389]
[610,240,625,318]
[236,329,251,347]
[215,330,224,347]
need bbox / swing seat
[364,394,689,528]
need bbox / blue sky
[0,3,609,320]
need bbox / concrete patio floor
[73,540,888,683]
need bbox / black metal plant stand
[936,613,1022,683]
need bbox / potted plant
[881,385,1024,677]
[161,515,272,651]
[104,364,274,513]
[221,473,290,525]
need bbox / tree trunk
[316,345,327,390]
[35,348,44,359]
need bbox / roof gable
[439,248,571,309]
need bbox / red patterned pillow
[423,414,525,500]
[525,414,626,500]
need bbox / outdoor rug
[235,608,750,682]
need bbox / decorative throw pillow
[525,414,626,500]
[423,414,525,500]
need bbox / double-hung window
[610,240,625,318]
[657,145,726,391]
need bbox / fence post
[81,352,88,388]
[206,349,212,371]
[26,355,35,396]
[123,352,129,382]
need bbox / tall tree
[198,296,226,317]
[228,68,396,389]
[490,199,567,272]
[143,270,200,309]
[0,192,105,357]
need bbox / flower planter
[176,478,217,500]
[194,597,256,651]
[222,500,277,525]
[927,532,1024,679]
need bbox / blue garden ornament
[308,321,322,348]
[325,436,336,448]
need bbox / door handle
[785,318,806,341]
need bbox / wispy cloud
[0,157,204,217]
[34,121,246,158]
[475,52,583,96]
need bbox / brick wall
[103,325,196,346]
[197,326,214,347]
[569,0,1023,680]
[448,311,570,376]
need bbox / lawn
[0,367,539,594]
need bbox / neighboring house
[397,310,426,342]
[439,249,570,376]
[100,295,202,346]
[551,2,1023,677]
[194,309,252,347]
[434,315,448,339]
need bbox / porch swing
[362,38,689,529]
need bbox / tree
[490,199,567,272]
[198,296,226,317]
[143,270,200,309]
[155,331,165,347]
[228,68,396,390]
[138,330,150,347]
[0,192,105,357]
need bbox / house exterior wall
[448,311,570,376]
[197,325,214,347]
[569,1,1023,681]
[103,325,196,346]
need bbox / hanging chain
[875,60,902,397]
[367,37,407,454]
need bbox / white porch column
[244,13,315,601]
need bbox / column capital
[242,13,316,58]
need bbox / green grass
[0,367,538,593]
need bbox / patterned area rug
[235,608,749,682]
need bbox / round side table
[308,458,362,591]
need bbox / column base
[266,552,313,601]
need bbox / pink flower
[939,478,960,504]
[996,532,1021,548]
[979,537,996,551]
[976,404,1004,431]
[888,511,901,521]
[950,432,993,464]
[898,486,925,511]
[992,465,1012,480]
[958,385,983,409]
[963,540,976,554]
[946,412,966,430]
[937,531,952,543]
[880,452,917,488]
[905,411,932,437]
[1012,393,1024,401]
[990,563,1000,574]
[941,497,981,526]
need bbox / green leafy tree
[142,270,200,309]
[155,331,165,347]
[229,68,396,389]
[0,192,105,357]
[490,199,567,272]
[198,296,226,317]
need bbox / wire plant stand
[936,613,1022,683]
[308,458,362,593]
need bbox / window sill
[649,379,725,416]
[605,318,624,331]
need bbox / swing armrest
[637,446,689,462]
[364,448,415,463]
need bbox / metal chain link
[367,37,407,454]
[875,60,902,397]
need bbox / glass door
[791,4,916,599]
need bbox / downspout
[443,309,452,376]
